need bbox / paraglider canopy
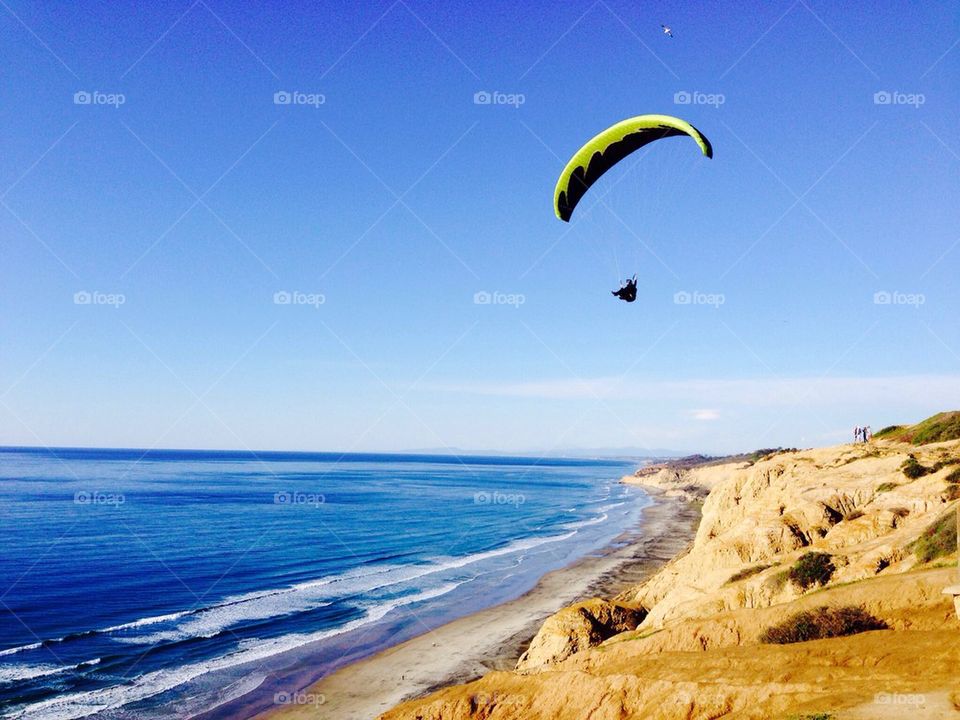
[553,114,712,222]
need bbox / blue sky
[2,0,958,455]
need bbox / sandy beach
[249,491,699,720]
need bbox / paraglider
[612,275,638,303]
[552,114,713,304]
[661,24,673,38]
[553,114,712,223]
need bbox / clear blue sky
[2,0,958,455]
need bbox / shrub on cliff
[725,563,774,584]
[874,425,904,438]
[760,605,887,644]
[910,510,958,563]
[788,552,835,590]
[901,456,931,479]
[946,467,960,484]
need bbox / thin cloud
[691,409,721,421]
[426,374,960,408]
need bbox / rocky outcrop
[515,599,643,672]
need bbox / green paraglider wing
[553,114,712,222]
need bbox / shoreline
[244,489,699,720]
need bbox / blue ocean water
[0,448,646,719]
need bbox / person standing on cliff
[865,426,872,441]
[853,426,861,443]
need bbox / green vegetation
[743,447,797,466]
[601,628,662,648]
[760,605,887,645]
[876,412,960,445]
[909,510,958,563]
[874,425,904,438]
[726,563,774,584]
[764,570,790,592]
[909,412,960,444]
[876,482,898,493]
[788,552,835,590]
[901,456,932,479]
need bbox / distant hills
[400,447,688,460]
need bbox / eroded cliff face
[617,441,956,633]
[380,440,960,720]
[514,599,643,672]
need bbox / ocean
[0,447,647,719]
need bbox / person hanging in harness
[612,274,637,303]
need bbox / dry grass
[760,605,887,645]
